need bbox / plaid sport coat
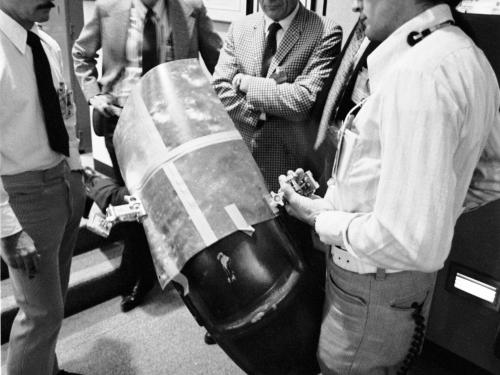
[212,4,342,191]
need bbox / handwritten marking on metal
[162,162,218,246]
[217,252,237,284]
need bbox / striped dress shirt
[112,0,172,106]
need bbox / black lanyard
[407,20,455,46]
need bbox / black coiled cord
[397,302,426,375]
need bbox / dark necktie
[261,22,282,77]
[320,40,379,187]
[26,31,69,156]
[314,20,365,149]
[334,40,379,122]
[142,7,158,75]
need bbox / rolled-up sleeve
[349,72,461,271]
[317,70,466,272]
[0,179,21,238]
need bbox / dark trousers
[1,162,85,375]
[104,134,124,186]
[100,131,155,290]
[110,222,156,292]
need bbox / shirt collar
[367,4,454,92]
[134,0,165,20]
[0,9,42,55]
[263,1,300,34]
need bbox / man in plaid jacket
[212,0,342,192]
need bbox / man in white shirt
[0,1,85,374]
[279,0,500,373]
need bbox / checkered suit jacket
[212,4,342,191]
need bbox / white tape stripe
[162,163,217,246]
[135,130,242,191]
[166,130,242,163]
[225,204,255,236]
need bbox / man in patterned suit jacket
[212,0,342,192]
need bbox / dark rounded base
[176,219,324,375]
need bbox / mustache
[37,2,55,10]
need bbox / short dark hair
[428,0,462,7]
[446,0,462,7]
[433,0,462,8]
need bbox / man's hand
[278,172,333,226]
[1,231,40,279]
[89,94,119,118]
[232,73,251,93]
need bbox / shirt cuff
[83,82,101,103]
[315,210,360,250]
[342,213,363,258]
[66,140,83,171]
[1,204,22,238]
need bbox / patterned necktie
[142,7,158,75]
[314,20,366,149]
[261,22,282,77]
[26,31,69,156]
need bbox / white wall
[325,0,359,46]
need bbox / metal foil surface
[113,59,276,288]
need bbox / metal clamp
[86,195,147,237]
[271,169,319,207]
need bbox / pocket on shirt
[336,128,362,183]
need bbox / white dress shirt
[263,2,300,48]
[465,117,500,210]
[0,9,81,238]
[315,5,500,273]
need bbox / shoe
[204,331,216,345]
[58,370,83,375]
[120,278,154,312]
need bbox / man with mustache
[0,0,85,374]
[279,0,500,373]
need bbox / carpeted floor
[2,283,492,374]
[2,285,243,375]
[55,286,243,375]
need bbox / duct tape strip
[163,162,218,246]
[136,130,242,191]
[166,130,242,163]
[225,204,255,236]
